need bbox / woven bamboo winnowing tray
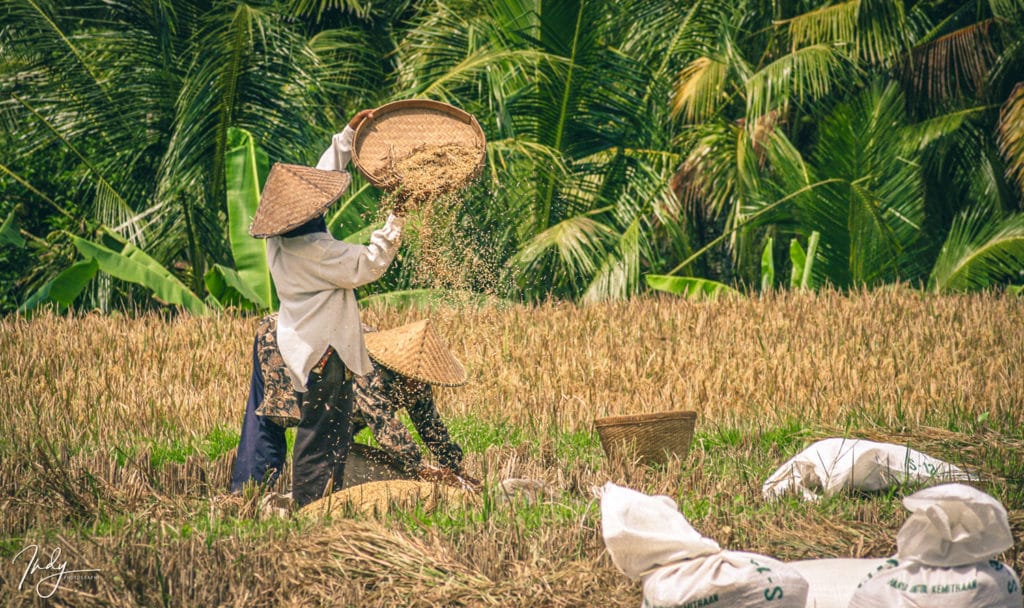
[594,410,697,466]
[352,99,486,188]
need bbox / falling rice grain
[377,141,508,294]
[381,142,483,209]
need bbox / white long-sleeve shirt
[268,125,403,390]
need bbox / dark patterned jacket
[254,314,463,473]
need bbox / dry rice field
[1,289,1023,606]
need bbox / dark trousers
[292,351,354,508]
[230,337,287,492]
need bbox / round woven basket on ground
[594,410,697,466]
[352,99,486,190]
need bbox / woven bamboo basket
[352,99,486,189]
[594,410,697,466]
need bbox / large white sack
[848,483,1021,608]
[786,558,885,608]
[848,559,1021,607]
[601,482,809,608]
[763,438,972,501]
[896,483,1013,567]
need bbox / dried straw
[3,292,1024,605]
[298,480,477,518]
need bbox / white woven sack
[848,483,1021,608]
[600,482,809,608]
[763,438,972,501]
[786,558,886,608]
[848,559,1020,607]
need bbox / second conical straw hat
[249,163,352,238]
[364,319,467,386]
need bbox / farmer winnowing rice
[230,314,480,493]
[247,109,406,508]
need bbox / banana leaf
[72,232,208,315]
[804,231,820,288]
[645,275,740,300]
[1,205,25,247]
[18,259,99,314]
[789,231,820,289]
[761,236,775,291]
[225,127,273,310]
[790,239,806,289]
[205,263,265,312]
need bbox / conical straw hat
[249,163,352,238]
[363,319,467,386]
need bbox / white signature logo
[12,544,100,599]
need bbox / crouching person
[230,314,479,496]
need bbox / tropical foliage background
[2,0,1023,314]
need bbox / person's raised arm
[313,213,405,289]
[316,109,374,172]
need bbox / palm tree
[391,0,695,301]
[4,0,1023,311]
[666,0,1024,291]
[0,0,384,308]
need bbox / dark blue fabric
[230,336,287,492]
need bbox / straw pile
[298,480,477,518]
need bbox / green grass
[109,426,242,469]
[447,413,529,453]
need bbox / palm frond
[920,122,1017,241]
[997,82,1024,195]
[486,138,569,182]
[581,218,643,303]
[671,121,742,223]
[905,20,998,104]
[416,48,561,101]
[3,0,121,111]
[929,208,1024,291]
[856,0,910,65]
[989,0,1024,20]
[781,0,859,52]
[308,28,389,103]
[671,56,729,122]
[286,0,373,20]
[12,94,138,235]
[902,105,990,153]
[800,81,926,286]
[511,214,616,296]
[623,0,715,111]
[744,44,857,125]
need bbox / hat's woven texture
[364,319,467,387]
[352,99,485,188]
[249,163,351,238]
